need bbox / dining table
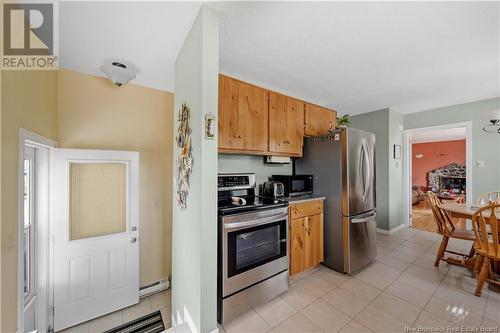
[439,202,500,220]
[439,202,500,272]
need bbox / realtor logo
[3,3,53,55]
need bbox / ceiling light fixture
[100,61,136,87]
[483,119,500,134]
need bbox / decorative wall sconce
[483,119,500,134]
[415,154,424,159]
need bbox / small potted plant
[336,114,350,128]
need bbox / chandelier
[483,119,500,134]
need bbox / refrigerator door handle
[361,142,371,202]
[359,144,366,198]
[351,213,376,224]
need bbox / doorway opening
[18,131,142,332]
[18,129,57,333]
[403,123,473,232]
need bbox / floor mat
[104,310,165,333]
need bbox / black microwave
[270,175,313,197]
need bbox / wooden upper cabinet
[219,75,239,150]
[269,92,304,156]
[286,97,305,156]
[218,75,268,153]
[268,91,287,154]
[304,103,337,136]
[238,81,268,152]
[219,74,335,157]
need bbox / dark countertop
[281,195,326,204]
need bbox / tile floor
[220,227,500,333]
[59,289,171,333]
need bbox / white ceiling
[411,127,467,144]
[59,1,500,115]
[59,1,202,92]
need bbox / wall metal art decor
[204,112,215,139]
[175,102,193,209]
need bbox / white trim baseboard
[377,223,406,235]
[139,278,170,298]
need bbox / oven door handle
[224,212,288,231]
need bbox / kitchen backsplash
[218,154,292,185]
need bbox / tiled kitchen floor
[220,227,500,333]
[59,289,171,333]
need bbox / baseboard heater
[139,277,170,298]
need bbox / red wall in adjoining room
[412,140,466,188]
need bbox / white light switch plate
[476,160,485,168]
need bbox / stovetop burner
[217,173,288,215]
[218,195,287,215]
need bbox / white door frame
[18,129,57,333]
[402,122,473,227]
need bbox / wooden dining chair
[428,192,477,267]
[471,202,500,297]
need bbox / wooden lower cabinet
[304,214,324,269]
[289,200,324,276]
[290,217,306,275]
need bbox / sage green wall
[218,154,292,185]
[403,97,500,201]
[350,109,390,230]
[171,6,219,333]
[388,110,404,230]
[350,108,404,231]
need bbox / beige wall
[57,69,173,286]
[1,69,173,332]
[1,70,59,333]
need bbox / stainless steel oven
[217,173,289,324]
[221,207,289,297]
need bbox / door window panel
[23,150,34,301]
[70,163,127,240]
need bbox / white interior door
[52,149,139,331]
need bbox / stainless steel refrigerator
[295,127,377,274]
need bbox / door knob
[131,237,137,243]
